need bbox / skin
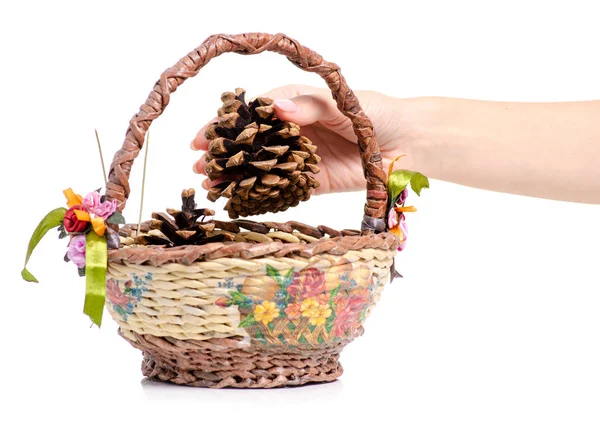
[192,84,600,204]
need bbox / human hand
[191,85,417,194]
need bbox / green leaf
[229,291,253,309]
[317,334,325,344]
[329,285,341,301]
[287,322,296,332]
[283,267,295,287]
[325,322,334,334]
[388,170,416,204]
[22,207,67,283]
[265,264,281,282]
[410,172,430,196]
[255,329,266,344]
[238,314,256,328]
[106,211,126,225]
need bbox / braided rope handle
[106,33,388,231]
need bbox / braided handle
[106,33,388,230]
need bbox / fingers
[192,86,340,152]
[193,154,207,175]
[192,155,210,190]
[191,117,217,151]
[272,94,340,127]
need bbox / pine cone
[136,189,217,247]
[204,88,320,218]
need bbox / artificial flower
[82,191,101,213]
[95,199,117,220]
[63,205,89,233]
[389,215,408,251]
[387,207,399,230]
[67,234,87,268]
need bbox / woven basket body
[105,33,397,388]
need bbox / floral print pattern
[106,272,152,321]
[218,262,383,346]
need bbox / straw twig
[94,129,107,185]
[137,130,150,236]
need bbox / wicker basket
[104,33,397,388]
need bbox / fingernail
[190,140,198,151]
[273,99,297,113]
[202,179,209,190]
[193,160,201,173]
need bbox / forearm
[404,97,600,203]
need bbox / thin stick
[137,130,150,237]
[94,129,108,185]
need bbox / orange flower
[284,302,302,320]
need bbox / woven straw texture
[107,250,392,341]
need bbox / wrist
[391,96,446,177]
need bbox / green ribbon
[84,231,107,327]
[22,207,67,283]
[388,169,430,207]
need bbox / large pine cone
[204,88,320,218]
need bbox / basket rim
[109,231,398,266]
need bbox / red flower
[288,268,326,301]
[63,204,89,233]
[332,290,371,337]
[106,278,130,307]
[215,297,232,308]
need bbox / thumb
[272,94,343,128]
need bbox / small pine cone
[204,88,320,218]
[136,189,218,247]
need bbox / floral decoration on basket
[23,33,429,388]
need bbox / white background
[1,1,599,427]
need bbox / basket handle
[106,33,388,231]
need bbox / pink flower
[287,268,326,301]
[81,191,117,220]
[397,216,408,251]
[387,208,399,230]
[398,188,408,205]
[95,199,117,220]
[82,191,101,213]
[67,234,87,268]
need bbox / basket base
[124,331,345,388]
